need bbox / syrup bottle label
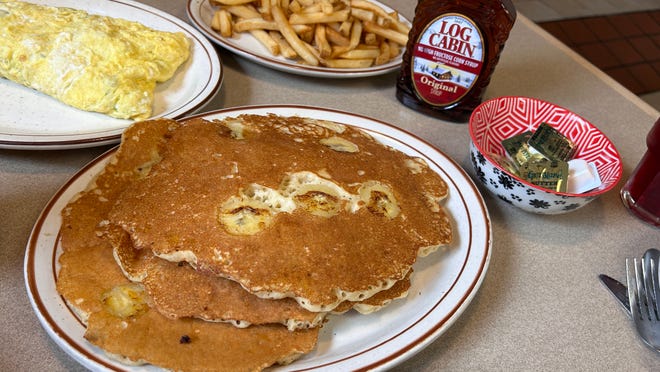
[411,14,484,107]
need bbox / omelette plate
[25,105,491,371]
[186,0,410,78]
[0,0,223,150]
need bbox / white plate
[186,0,409,78]
[25,105,491,371]
[0,0,223,150]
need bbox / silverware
[598,274,630,316]
[625,248,660,352]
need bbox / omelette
[0,1,190,120]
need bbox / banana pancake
[85,308,319,371]
[56,118,319,370]
[332,272,412,314]
[109,226,326,330]
[110,222,412,327]
[58,118,175,320]
[62,242,318,371]
[109,114,453,312]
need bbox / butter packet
[519,157,568,192]
[502,131,532,157]
[528,122,576,162]
[502,131,535,168]
[567,159,602,193]
[489,152,520,176]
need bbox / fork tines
[626,257,660,321]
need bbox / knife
[598,274,631,317]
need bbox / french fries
[208,0,410,68]
[271,5,319,65]
[211,9,233,37]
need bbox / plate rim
[0,0,223,150]
[24,104,492,371]
[186,0,409,78]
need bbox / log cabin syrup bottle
[396,0,517,122]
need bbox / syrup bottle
[396,0,517,122]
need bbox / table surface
[1,1,658,370]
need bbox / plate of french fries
[186,0,411,77]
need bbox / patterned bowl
[468,96,623,214]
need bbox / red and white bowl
[468,96,623,214]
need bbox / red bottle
[620,117,660,227]
[396,0,517,122]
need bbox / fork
[626,253,660,352]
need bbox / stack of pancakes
[56,114,453,371]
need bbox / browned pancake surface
[59,118,174,253]
[85,308,319,372]
[109,115,452,311]
[56,118,320,370]
[110,226,325,329]
[58,118,175,318]
[332,272,412,314]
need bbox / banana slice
[224,119,246,139]
[218,197,275,236]
[292,184,343,217]
[404,158,427,175]
[101,283,149,319]
[303,118,346,134]
[280,171,356,216]
[242,184,296,213]
[359,181,400,219]
[319,136,359,153]
[134,150,162,178]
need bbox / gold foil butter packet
[502,131,535,168]
[519,157,568,193]
[489,152,520,176]
[528,122,577,162]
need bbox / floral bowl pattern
[468,96,623,214]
